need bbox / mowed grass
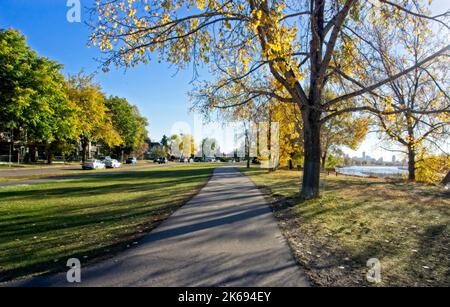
[0,164,215,282]
[241,168,450,287]
[0,162,162,183]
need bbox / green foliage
[161,135,169,147]
[201,137,218,157]
[0,29,71,141]
[325,155,340,169]
[105,96,148,155]
[65,73,123,160]
[150,146,166,159]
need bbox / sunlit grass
[241,167,450,286]
[0,164,214,282]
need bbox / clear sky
[0,0,199,145]
[0,0,448,159]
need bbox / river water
[336,166,409,178]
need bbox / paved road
[8,167,310,287]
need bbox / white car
[104,159,122,168]
[82,159,106,170]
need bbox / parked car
[154,157,168,164]
[104,159,122,168]
[193,157,204,162]
[204,157,216,163]
[100,156,112,162]
[82,159,106,170]
[126,157,137,165]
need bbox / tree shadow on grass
[412,224,450,286]
[0,168,214,200]
[0,167,215,282]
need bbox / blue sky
[0,0,199,145]
[0,0,448,159]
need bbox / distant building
[362,151,366,160]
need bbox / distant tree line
[0,29,148,163]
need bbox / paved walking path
[10,167,310,287]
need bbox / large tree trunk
[300,0,324,199]
[301,111,322,199]
[407,146,416,181]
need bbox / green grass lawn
[0,164,215,282]
[241,167,450,287]
[0,163,80,169]
[0,162,166,183]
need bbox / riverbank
[335,166,408,178]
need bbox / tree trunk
[256,123,260,158]
[301,112,322,199]
[268,109,274,172]
[30,145,37,163]
[81,137,89,163]
[245,130,250,169]
[47,151,53,164]
[46,143,54,164]
[442,170,450,185]
[321,151,327,170]
[407,146,416,181]
[300,0,324,199]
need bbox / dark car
[193,157,204,162]
[155,157,168,164]
[126,157,137,165]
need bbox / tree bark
[30,145,37,163]
[256,122,260,158]
[321,151,328,170]
[46,142,55,164]
[407,146,416,181]
[47,151,53,165]
[300,0,324,199]
[268,109,274,171]
[81,137,89,163]
[442,170,450,185]
[301,110,322,199]
[243,125,250,168]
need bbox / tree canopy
[105,95,149,156]
[90,0,449,198]
[0,29,71,142]
[65,73,123,161]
